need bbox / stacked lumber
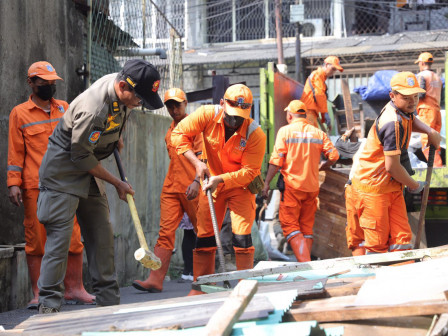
[314,169,352,259]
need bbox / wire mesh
[87,0,184,115]
[204,0,448,43]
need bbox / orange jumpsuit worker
[415,52,443,167]
[301,56,344,128]
[262,100,339,262]
[336,128,367,256]
[352,72,441,254]
[132,88,202,293]
[7,61,94,308]
[171,84,266,294]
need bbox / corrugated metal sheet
[183,30,448,65]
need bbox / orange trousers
[357,189,412,254]
[22,188,83,255]
[195,186,255,254]
[279,186,319,239]
[418,107,443,167]
[345,184,364,250]
[157,191,198,251]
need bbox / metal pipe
[87,0,92,88]
[115,48,167,59]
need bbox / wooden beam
[286,295,448,323]
[195,246,448,284]
[204,280,258,336]
[341,79,357,141]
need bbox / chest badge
[106,114,120,132]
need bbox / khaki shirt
[39,73,129,198]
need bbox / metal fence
[86,0,184,115]
[204,0,448,43]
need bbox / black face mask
[35,84,56,101]
[223,112,244,130]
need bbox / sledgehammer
[114,149,161,270]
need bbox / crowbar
[204,177,231,289]
[414,145,435,249]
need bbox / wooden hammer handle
[414,145,436,249]
[114,149,149,251]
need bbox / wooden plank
[341,79,357,141]
[204,280,258,336]
[320,320,431,336]
[20,296,273,335]
[286,295,448,323]
[195,246,448,284]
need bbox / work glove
[407,181,427,194]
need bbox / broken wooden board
[205,280,258,336]
[17,291,274,335]
[286,295,448,323]
[195,245,448,284]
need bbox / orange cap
[223,84,253,119]
[324,56,343,72]
[390,71,425,95]
[164,88,187,103]
[284,100,307,114]
[28,61,62,80]
[415,52,434,64]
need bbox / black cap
[121,59,164,110]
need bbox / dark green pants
[37,180,119,309]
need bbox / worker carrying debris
[351,71,441,254]
[7,61,94,308]
[132,88,202,293]
[36,59,164,313]
[262,100,339,262]
[300,55,344,129]
[415,52,443,167]
[171,84,266,295]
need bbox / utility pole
[291,0,304,82]
[275,0,286,73]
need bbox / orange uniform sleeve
[312,73,328,113]
[7,108,25,187]
[172,106,213,155]
[269,126,287,167]
[192,132,204,158]
[219,127,266,190]
[322,132,339,161]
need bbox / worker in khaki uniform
[415,52,443,167]
[37,59,163,313]
[7,61,94,308]
[352,72,441,254]
[262,100,339,262]
[132,88,202,293]
[171,84,266,295]
[300,56,343,128]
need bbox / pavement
[0,279,194,330]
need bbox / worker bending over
[171,84,266,295]
[133,88,202,293]
[301,56,343,128]
[262,100,339,262]
[352,72,441,254]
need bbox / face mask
[223,112,244,129]
[35,84,56,101]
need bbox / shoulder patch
[89,130,101,144]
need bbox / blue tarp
[354,70,398,101]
